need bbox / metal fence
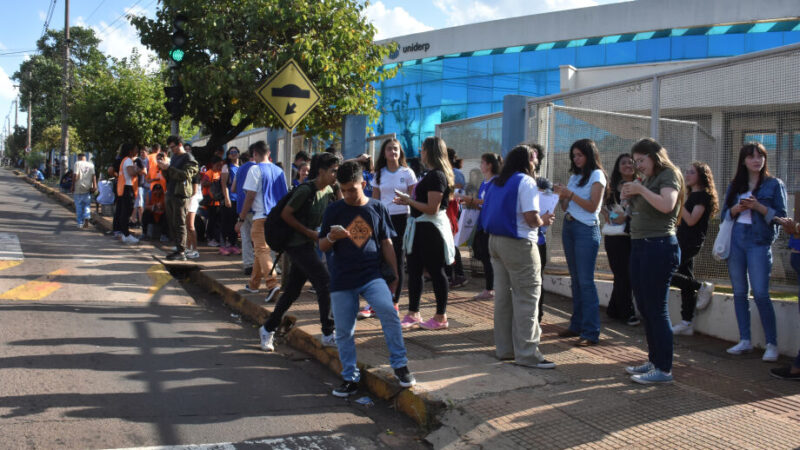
[528,43,800,285]
[435,112,503,195]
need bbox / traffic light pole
[170,71,179,136]
[60,0,70,174]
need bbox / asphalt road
[0,169,428,449]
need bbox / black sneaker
[332,380,359,397]
[244,266,253,276]
[626,316,641,326]
[165,250,187,261]
[769,366,800,381]
[394,366,417,387]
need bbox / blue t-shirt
[453,168,466,188]
[320,198,396,291]
[363,171,375,198]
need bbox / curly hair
[690,161,719,217]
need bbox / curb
[8,169,444,429]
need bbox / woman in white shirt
[368,138,417,312]
[554,139,607,346]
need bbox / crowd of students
[82,133,799,394]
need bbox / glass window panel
[546,47,577,69]
[519,71,547,97]
[468,55,493,76]
[545,69,560,95]
[420,107,441,136]
[442,57,469,79]
[402,83,420,107]
[492,53,519,74]
[604,41,636,65]
[785,31,800,45]
[380,87,403,110]
[708,34,745,57]
[419,81,442,107]
[467,76,493,103]
[442,79,468,105]
[401,64,422,85]
[671,35,708,60]
[744,33,784,52]
[492,74,519,102]
[467,102,492,117]
[744,132,777,150]
[441,104,468,123]
[520,51,547,71]
[636,38,670,63]
[576,45,605,67]
[392,108,420,156]
[421,60,443,82]
[491,102,503,113]
[383,69,404,88]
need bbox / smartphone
[331,225,346,233]
[394,189,410,199]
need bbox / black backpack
[264,181,318,253]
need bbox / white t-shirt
[516,175,541,241]
[566,169,606,226]
[371,166,417,216]
[243,166,267,219]
[74,160,95,194]
[736,191,753,224]
[122,158,134,186]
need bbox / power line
[94,0,146,37]
[85,0,110,22]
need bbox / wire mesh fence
[436,112,503,195]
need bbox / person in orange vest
[201,155,224,247]
[116,143,143,244]
[146,143,168,193]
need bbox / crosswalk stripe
[0,260,22,271]
[0,232,23,261]
[0,268,66,301]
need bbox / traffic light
[164,85,184,120]
[169,13,188,64]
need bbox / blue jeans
[562,218,601,341]
[630,235,680,373]
[74,193,92,226]
[331,278,408,382]
[727,223,777,345]
[790,252,799,368]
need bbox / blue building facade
[375,20,800,155]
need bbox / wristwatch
[237,216,245,223]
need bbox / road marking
[0,260,22,271]
[0,268,67,301]
[146,264,171,296]
[112,435,356,449]
[0,232,23,261]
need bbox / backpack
[210,178,224,201]
[264,181,318,253]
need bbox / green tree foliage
[34,124,82,154]
[71,53,171,171]
[12,27,106,144]
[131,0,397,163]
[4,126,29,161]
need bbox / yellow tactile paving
[0,268,66,301]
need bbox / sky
[0,0,627,148]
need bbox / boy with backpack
[259,152,340,352]
[319,161,416,397]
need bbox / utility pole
[26,70,31,153]
[60,0,70,174]
[14,98,18,128]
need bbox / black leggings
[117,186,134,237]
[605,235,635,320]
[476,232,493,291]
[407,222,449,315]
[670,241,703,322]
[390,214,407,303]
[220,202,238,247]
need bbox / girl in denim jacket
[720,142,787,361]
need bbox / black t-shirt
[677,190,712,246]
[320,198,396,291]
[411,169,450,218]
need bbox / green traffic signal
[169,48,185,62]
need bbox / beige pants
[489,234,544,366]
[250,218,278,290]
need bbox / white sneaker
[762,344,779,362]
[696,282,714,310]
[672,321,694,336]
[123,234,139,244]
[727,340,753,355]
[185,249,200,259]
[259,326,275,352]
[321,333,336,348]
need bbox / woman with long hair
[481,145,556,368]
[602,153,638,326]
[363,138,417,315]
[669,161,718,335]
[622,138,684,384]
[394,136,455,330]
[293,162,309,187]
[721,142,786,361]
[462,152,502,300]
[554,139,607,346]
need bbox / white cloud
[0,66,18,101]
[364,1,434,40]
[77,5,157,71]
[0,41,7,51]
[38,10,47,21]
[433,0,603,27]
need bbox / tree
[4,126,29,162]
[34,124,82,154]
[131,0,397,164]
[12,27,106,145]
[71,53,171,171]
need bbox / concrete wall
[378,0,800,64]
[543,274,799,358]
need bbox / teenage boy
[319,161,416,397]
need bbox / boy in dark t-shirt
[319,161,416,397]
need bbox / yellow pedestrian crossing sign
[255,59,321,130]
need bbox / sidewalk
[11,168,800,449]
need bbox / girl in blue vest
[554,139,607,346]
[481,145,556,369]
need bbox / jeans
[165,195,189,252]
[263,243,334,336]
[489,235,545,366]
[407,222,449,315]
[670,241,702,322]
[74,192,92,226]
[605,235,635,321]
[727,222,777,345]
[240,213,254,269]
[389,214,407,303]
[562,218,601,341]
[142,210,168,238]
[249,218,278,290]
[331,278,408,382]
[630,235,680,373]
[537,242,546,322]
[791,252,800,368]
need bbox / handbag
[601,222,627,236]
[712,218,733,261]
[454,208,481,246]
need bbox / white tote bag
[454,208,480,246]
[712,218,733,261]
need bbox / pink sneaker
[219,246,232,256]
[230,246,242,255]
[419,317,449,330]
[400,314,422,330]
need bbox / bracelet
[326,233,337,244]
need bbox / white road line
[0,232,23,261]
